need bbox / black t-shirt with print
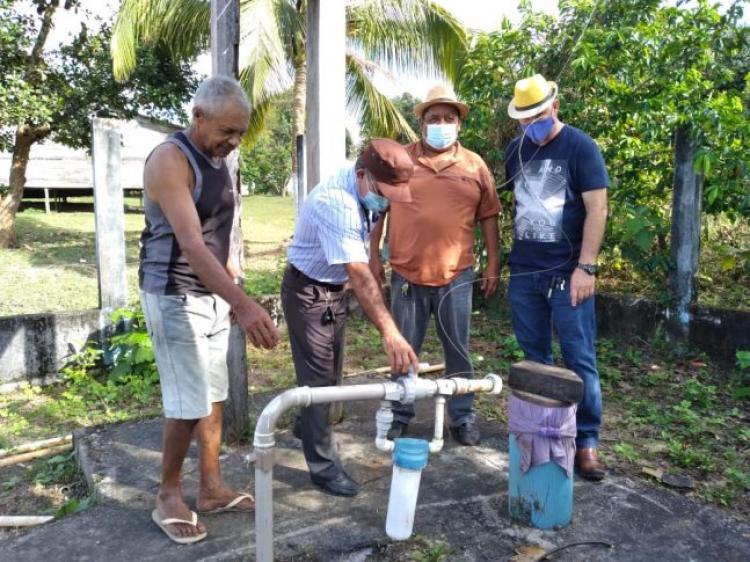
[505,125,609,275]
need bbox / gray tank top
[139,131,235,295]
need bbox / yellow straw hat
[413,84,469,120]
[507,74,558,120]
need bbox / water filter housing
[385,438,429,540]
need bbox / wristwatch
[577,263,598,276]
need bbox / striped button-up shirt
[287,165,371,284]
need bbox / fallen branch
[343,363,445,379]
[0,434,72,459]
[0,443,73,468]
[0,515,55,527]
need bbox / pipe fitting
[436,378,457,396]
[484,373,503,394]
[255,448,275,472]
[375,401,395,452]
[383,382,403,401]
[253,388,311,449]
[397,375,417,404]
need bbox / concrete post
[669,126,703,336]
[305,0,346,191]
[212,0,248,442]
[305,0,347,422]
[92,118,127,314]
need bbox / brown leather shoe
[575,448,606,481]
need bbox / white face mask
[425,123,458,150]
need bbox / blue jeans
[390,268,476,427]
[507,272,602,448]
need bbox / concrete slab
[2,375,749,561]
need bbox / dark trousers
[280,266,348,480]
[389,268,476,427]
[507,271,602,448]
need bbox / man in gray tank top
[140,76,280,544]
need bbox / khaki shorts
[140,291,231,419]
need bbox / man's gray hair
[192,75,251,117]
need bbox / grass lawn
[0,195,295,316]
[3,196,747,316]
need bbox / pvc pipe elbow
[375,437,395,452]
[428,439,444,453]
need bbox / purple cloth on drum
[508,393,577,477]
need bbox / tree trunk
[0,1,58,249]
[291,49,307,195]
[0,127,38,248]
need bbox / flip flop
[199,492,255,514]
[151,509,207,545]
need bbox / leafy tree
[458,0,749,297]
[111,0,468,182]
[239,93,293,196]
[0,0,198,247]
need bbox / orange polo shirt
[388,141,501,286]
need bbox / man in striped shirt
[282,138,419,497]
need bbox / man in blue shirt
[282,138,419,497]
[505,74,609,481]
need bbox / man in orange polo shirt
[370,85,501,445]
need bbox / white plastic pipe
[252,374,502,562]
[375,401,395,452]
[0,516,54,527]
[429,396,446,453]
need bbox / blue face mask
[425,123,458,150]
[521,116,555,145]
[361,190,390,213]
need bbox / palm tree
[111,0,467,167]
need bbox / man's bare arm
[368,211,387,285]
[570,188,608,307]
[479,215,500,297]
[578,189,608,264]
[345,261,417,373]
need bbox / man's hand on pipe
[382,329,419,374]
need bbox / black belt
[287,264,345,292]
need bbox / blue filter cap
[393,438,429,470]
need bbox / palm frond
[112,0,210,81]
[242,97,277,149]
[238,0,293,103]
[274,0,306,62]
[347,52,418,142]
[347,0,468,85]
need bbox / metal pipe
[253,374,502,562]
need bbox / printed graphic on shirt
[513,159,569,243]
